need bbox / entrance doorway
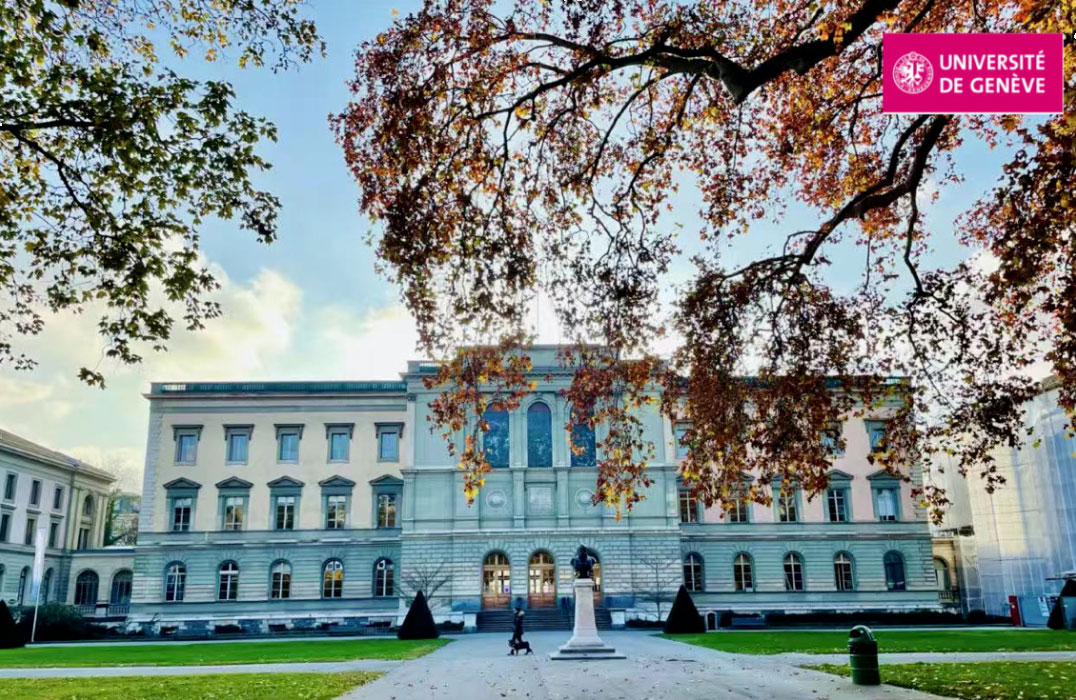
[482,552,511,608]
[528,551,555,608]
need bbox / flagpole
[29,524,46,644]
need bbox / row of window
[480,402,597,468]
[673,419,889,460]
[72,569,134,607]
[162,558,395,602]
[168,491,398,532]
[173,423,404,466]
[2,473,70,510]
[678,480,902,524]
[682,551,908,593]
[0,512,73,549]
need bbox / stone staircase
[475,607,612,632]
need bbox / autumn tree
[335,0,1075,519]
[0,0,321,385]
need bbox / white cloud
[0,264,421,491]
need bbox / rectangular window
[53,486,63,510]
[864,420,888,454]
[777,487,799,522]
[3,473,16,500]
[275,496,296,530]
[876,488,898,521]
[277,430,300,462]
[378,429,399,462]
[77,527,90,550]
[222,496,245,531]
[48,521,59,548]
[822,422,845,457]
[175,433,199,464]
[171,497,192,532]
[226,431,249,464]
[325,495,347,529]
[727,491,749,523]
[0,513,10,542]
[827,487,848,522]
[377,493,397,528]
[327,425,352,462]
[674,423,690,459]
[24,517,36,545]
[678,491,699,523]
[30,480,40,506]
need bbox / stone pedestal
[550,578,625,660]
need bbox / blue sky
[0,2,1017,489]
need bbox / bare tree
[399,559,451,606]
[633,554,682,622]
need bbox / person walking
[511,604,525,646]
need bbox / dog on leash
[508,638,533,655]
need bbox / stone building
[128,346,939,633]
[0,428,133,616]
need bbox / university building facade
[127,347,939,633]
[0,428,133,616]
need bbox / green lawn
[0,672,380,700]
[662,629,1076,655]
[807,661,1076,700]
[0,638,448,668]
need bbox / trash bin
[848,625,880,685]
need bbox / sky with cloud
[0,2,1019,491]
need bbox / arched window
[83,494,95,517]
[570,410,596,467]
[74,570,99,607]
[783,553,804,591]
[42,568,53,604]
[374,558,394,597]
[884,551,906,591]
[733,553,754,592]
[834,552,855,591]
[482,552,511,607]
[110,570,133,606]
[270,560,291,599]
[323,559,344,599]
[528,551,555,604]
[934,558,952,591]
[482,406,510,468]
[218,561,239,601]
[17,566,29,605]
[683,553,704,592]
[526,402,553,467]
[164,562,186,602]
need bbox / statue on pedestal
[570,545,594,579]
[551,544,624,660]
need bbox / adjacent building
[0,428,133,615]
[928,375,1076,625]
[129,347,939,633]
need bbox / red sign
[883,33,1064,114]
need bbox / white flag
[29,525,46,602]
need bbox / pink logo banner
[883,33,1064,114]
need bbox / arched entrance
[482,552,511,609]
[528,551,555,608]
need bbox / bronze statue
[571,545,595,579]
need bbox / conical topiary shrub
[1047,579,1076,630]
[397,590,439,640]
[663,584,705,634]
[0,601,25,648]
